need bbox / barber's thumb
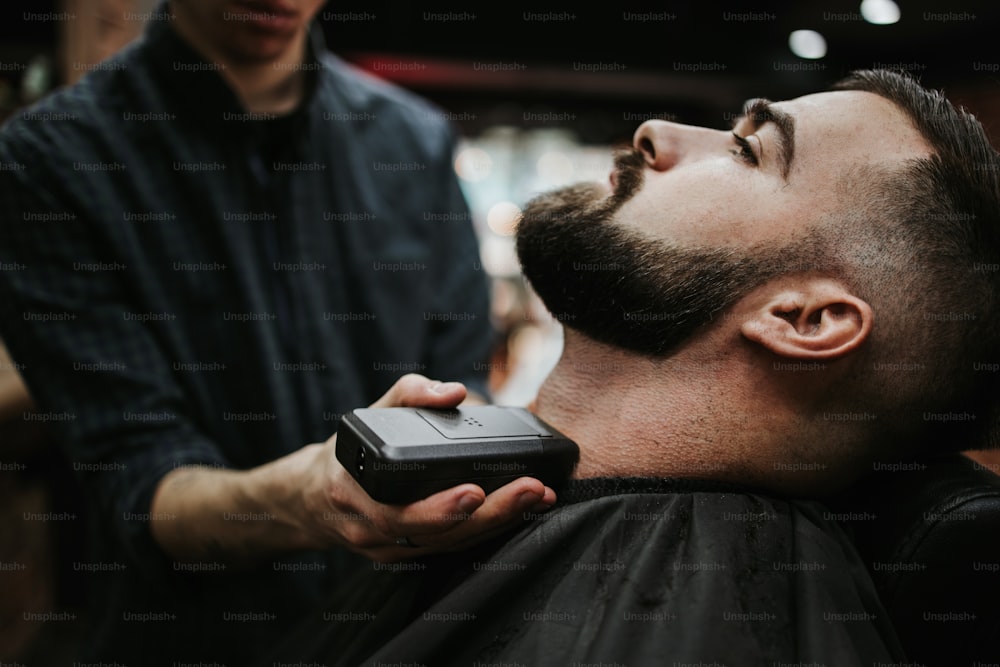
[371,373,467,408]
[415,379,466,407]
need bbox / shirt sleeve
[0,125,230,578]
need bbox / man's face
[171,0,327,63]
[515,90,930,356]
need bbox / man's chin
[517,182,613,233]
[550,180,609,202]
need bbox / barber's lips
[232,0,299,32]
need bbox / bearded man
[267,68,999,666]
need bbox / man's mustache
[610,148,646,203]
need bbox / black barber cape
[264,478,905,666]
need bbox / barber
[0,1,552,664]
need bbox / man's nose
[632,120,722,171]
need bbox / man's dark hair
[828,69,1000,451]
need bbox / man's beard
[514,149,790,357]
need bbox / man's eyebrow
[733,98,796,180]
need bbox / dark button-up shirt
[0,12,493,664]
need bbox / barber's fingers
[321,454,482,549]
[372,476,548,538]
[369,373,467,409]
[327,460,555,557]
[365,477,556,556]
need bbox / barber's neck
[170,11,309,114]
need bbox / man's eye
[730,132,758,166]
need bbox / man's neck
[170,14,311,114]
[531,330,780,484]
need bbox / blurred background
[1,0,1000,660]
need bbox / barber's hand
[302,374,556,562]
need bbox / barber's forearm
[148,375,556,567]
[149,445,323,564]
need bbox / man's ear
[739,279,873,361]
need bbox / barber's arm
[0,139,546,575]
[151,373,555,564]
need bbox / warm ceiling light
[788,30,828,59]
[454,147,493,182]
[860,0,901,25]
[487,201,522,236]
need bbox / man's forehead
[773,88,857,106]
[770,89,930,161]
